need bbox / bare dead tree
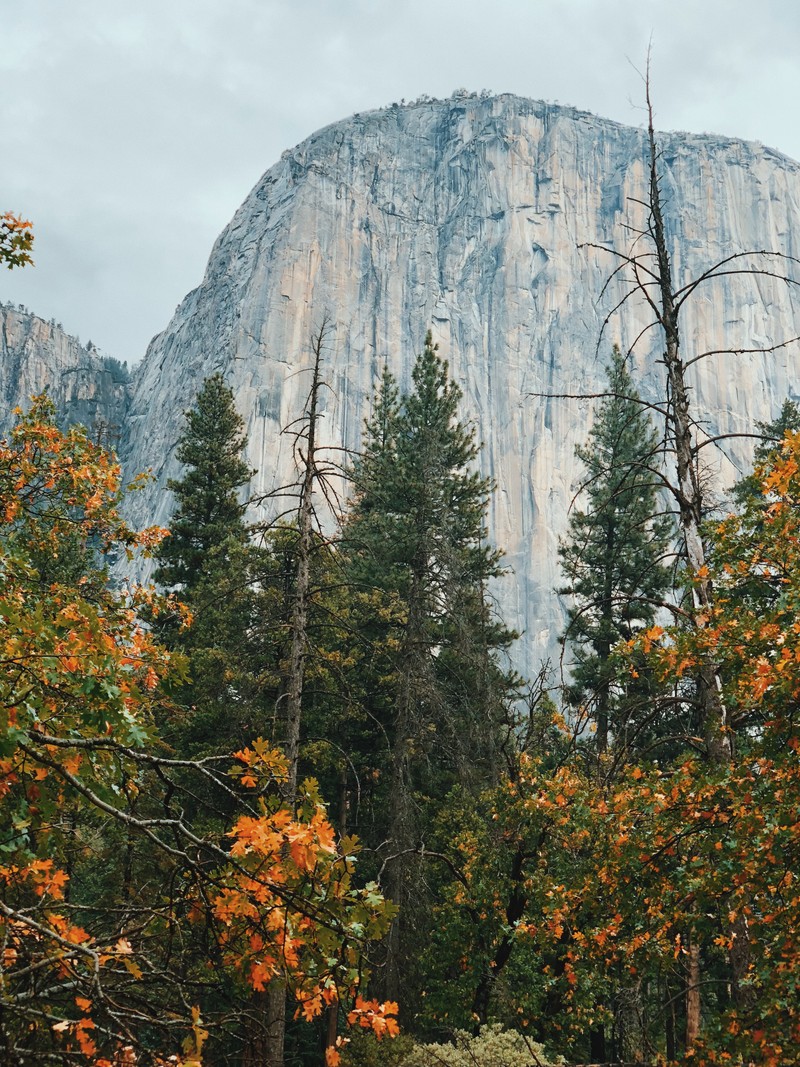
[534,59,800,1055]
[283,319,330,796]
[245,317,341,1067]
[551,63,800,765]
[602,67,800,1045]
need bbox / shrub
[398,1025,555,1067]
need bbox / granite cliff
[0,302,131,442]
[7,95,800,678]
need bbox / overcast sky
[2,0,799,365]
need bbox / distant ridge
[0,302,131,439]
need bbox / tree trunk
[589,1026,607,1063]
[645,83,752,1024]
[645,91,731,766]
[471,843,528,1028]
[729,910,754,1013]
[664,978,677,1062]
[685,938,701,1050]
[595,517,616,755]
[323,766,349,1062]
[283,325,324,792]
[247,323,327,1067]
[383,563,425,1004]
[242,988,285,1067]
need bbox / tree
[347,335,517,784]
[559,345,673,756]
[0,212,34,269]
[280,322,332,798]
[0,398,397,1064]
[151,373,269,773]
[577,71,800,1038]
[154,373,253,592]
[252,319,342,1067]
[341,333,519,1009]
[151,347,336,1064]
[582,432,800,1064]
[435,428,800,1061]
[732,398,800,508]
[150,332,368,1065]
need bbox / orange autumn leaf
[0,398,395,1063]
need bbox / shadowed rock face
[7,94,800,679]
[0,303,131,444]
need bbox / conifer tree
[342,332,519,1005]
[721,399,800,624]
[732,398,800,507]
[154,373,252,591]
[558,346,673,755]
[346,335,516,788]
[150,374,264,758]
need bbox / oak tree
[0,399,397,1065]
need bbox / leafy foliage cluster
[396,1024,555,1067]
[0,399,396,1065]
[0,212,34,269]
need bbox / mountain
[7,94,800,679]
[0,302,131,442]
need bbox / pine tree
[732,398,800,507]
[154,373,253,591]
[558,346,673,755]
[150,374,271,787]
[346,335,516,788]
[341,332,519,1006]
[721,399,800,622]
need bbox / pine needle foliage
[558,346,673,754]
[154,373,253,591]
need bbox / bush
[340,1029,416,1067]
[397,1025,555,1067]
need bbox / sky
[2,0,800,366]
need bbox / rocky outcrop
[0,303,131,443]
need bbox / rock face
[121,94,800,678]
[10,94,800,680]
[0,303,131,442]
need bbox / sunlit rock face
[116,94,800,677]
[0,303,131,440]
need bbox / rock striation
[0,302,131,443]
[7,94,800,680]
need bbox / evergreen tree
[341,332,519,1008]
[346,337,517,792]
[154,373,253,591]
[732,398,800,507]
[151,374,269,772]
[722,399,800,621]
[558,346,673,755]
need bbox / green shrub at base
[344,1024,556,1067]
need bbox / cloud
[1,0,798,363]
